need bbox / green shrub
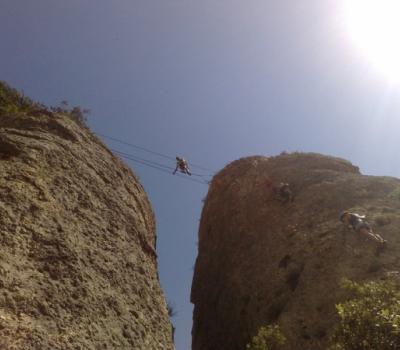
[50,101,90,125]
[246,324,286,350]
[0,81,89,126]
[330,279,400,350]
[0,81,37,115]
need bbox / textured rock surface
[191,153,400,350]
[0,114,173,349]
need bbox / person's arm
[173,164,178,174]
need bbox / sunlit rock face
[191,153,400,350]
[0,113,174,350]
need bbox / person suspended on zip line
[340,211,386,246]
[173,156,191,176]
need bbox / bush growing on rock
[0,81,36,115]
[0,81,89,126]
[246,324,286,350]
[330,279,400,350]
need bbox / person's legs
[359,227,385,243]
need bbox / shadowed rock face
[191,153,400,350]
[0,114,173,350]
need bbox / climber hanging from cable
[173,156,191,176]
[97,132,215,172]
[339,211,386,246]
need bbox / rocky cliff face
[0,114,173,349]
[191,153,400,350]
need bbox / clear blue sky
[2,1,400,349]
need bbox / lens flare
[344,0,400,82]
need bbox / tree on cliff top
[0,81,89,126]
[0,81,37,115]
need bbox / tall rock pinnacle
[0,113,174,349]
[191,153,400,350]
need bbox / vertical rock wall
[191,153,400,350]
[0,114,173,349]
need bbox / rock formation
[0,113,174,349]
[191,153,400,350]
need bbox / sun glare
[344,0,400,82]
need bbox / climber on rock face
[173,156,191,176]
[266,180,293,204]
[340,211,386,246]
[277,182,293,204]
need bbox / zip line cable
[116,152,209,185]
[95,132,213,184]
[112,148,213,179]
[112,149,209,185]
[112,149,175,171]
[97,132,176,161]
[95,132,215,173]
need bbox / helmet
[339,211,349,222]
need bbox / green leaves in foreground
[245,280,400,350]
[331,279,400,350]
[246,324,286,350]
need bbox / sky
[2,1,400,349]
